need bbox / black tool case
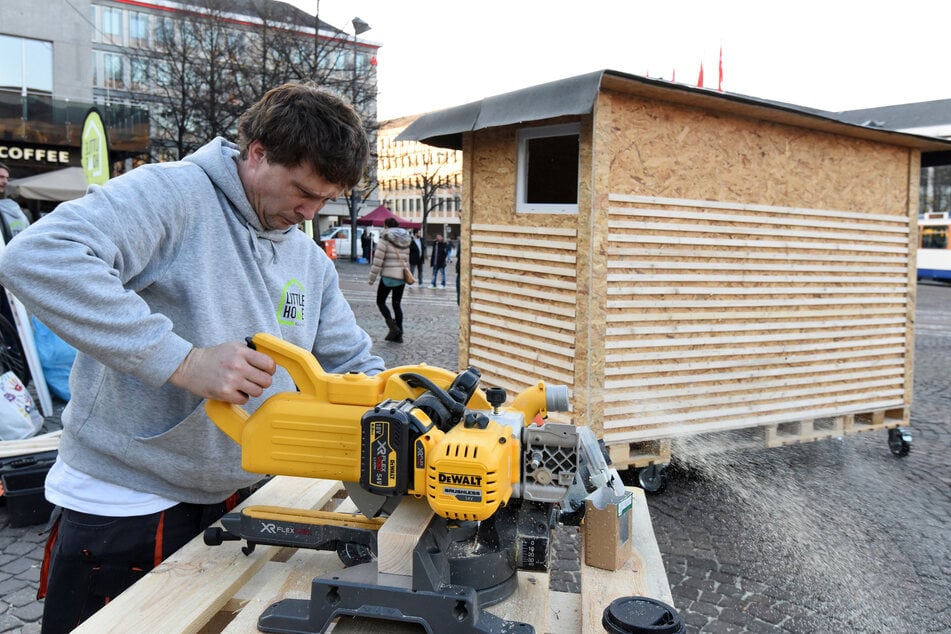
[0,450,57,527]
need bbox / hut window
[516,123,580,214]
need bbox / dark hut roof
[398,69,951,156]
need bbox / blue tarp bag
[31,317,76,401]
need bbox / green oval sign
[81,108,110,185]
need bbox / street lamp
[348,17,371,261]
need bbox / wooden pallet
[74,476,672,634]
[764,406,906,448]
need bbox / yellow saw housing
[206,334,564,521]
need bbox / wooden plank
[581,488,673,631]
[608,205,910,234]
[607,245,907,264]
[605,339,906,363]
[467,348,576,385]
[607,297,907,308]
[607,260,908,274]
[608,219,909,245]
[473,280,577,304]
[471,314,577,345]
[73,477,343,634]
[605,357,904,388]
[471,270,577,291]
[604,368,903,402]
[471,291,577,319]
[608,272,907,284]
[472,223,578,237]
[606,306,908,323]
[605,327,907,349]
[609,233,908,254]
[471,255,576,277]
[471,315,574,358]
[607,193,909,224]
[376,496,433,577]
[606,316,905,336]
[607,284,908,295]
[472,244,578,264]
[0,430,60,458]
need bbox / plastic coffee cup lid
[602,596,685,634]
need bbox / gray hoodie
[0,138,384,503]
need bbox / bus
[918,212,951,282]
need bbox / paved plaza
[0,258,947,632]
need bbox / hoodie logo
[278,279,306,326]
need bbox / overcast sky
[286,0,951,121]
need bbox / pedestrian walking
[368,217,412,342]
[360,229,372,262]
[430,233,450,288]
[409,228,424,284]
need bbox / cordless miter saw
[204,333,628,634]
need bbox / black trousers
[376,281,405,328]
[39,493,247,633]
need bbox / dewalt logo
[438,473,482,487]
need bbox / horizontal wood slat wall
[467,223,579,413]
[602,194,912,444]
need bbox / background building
[378,115,462,240]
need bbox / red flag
[672,68,676,82]
[718,47,723,91]
[697,62,704,88]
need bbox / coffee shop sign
[0,144,71,164]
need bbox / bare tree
[144,0,377,164]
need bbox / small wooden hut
[399,70,951,473]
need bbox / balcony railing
[0,89,150,153]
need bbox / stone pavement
[0,258,947,632]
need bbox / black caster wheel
[637,464,668,494]
[888,428,912,457]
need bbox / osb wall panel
[600,195,911,444]
[600,89,911,215]
[460,118,598,425]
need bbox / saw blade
[344,481,402,518]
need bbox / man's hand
[169,341,276,404]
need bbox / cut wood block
[376,496,433,576]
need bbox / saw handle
[245,333,328,395]
[206,333,336,444]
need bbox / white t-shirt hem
[45,457,179,517]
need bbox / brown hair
[237,82,369,189]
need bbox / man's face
[0,168,9,195]
[436,234,443,242]
[242,140,344,231]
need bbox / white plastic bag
[0,371,43,440]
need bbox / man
[361,228,372,262]
[430,233,451,288]
[0,83,385,633]
[0,162,30,243]
[408,228,424,284]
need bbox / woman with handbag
[368,217,413,342]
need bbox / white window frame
[515,122,580,214]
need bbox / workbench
[73,476,672,633]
